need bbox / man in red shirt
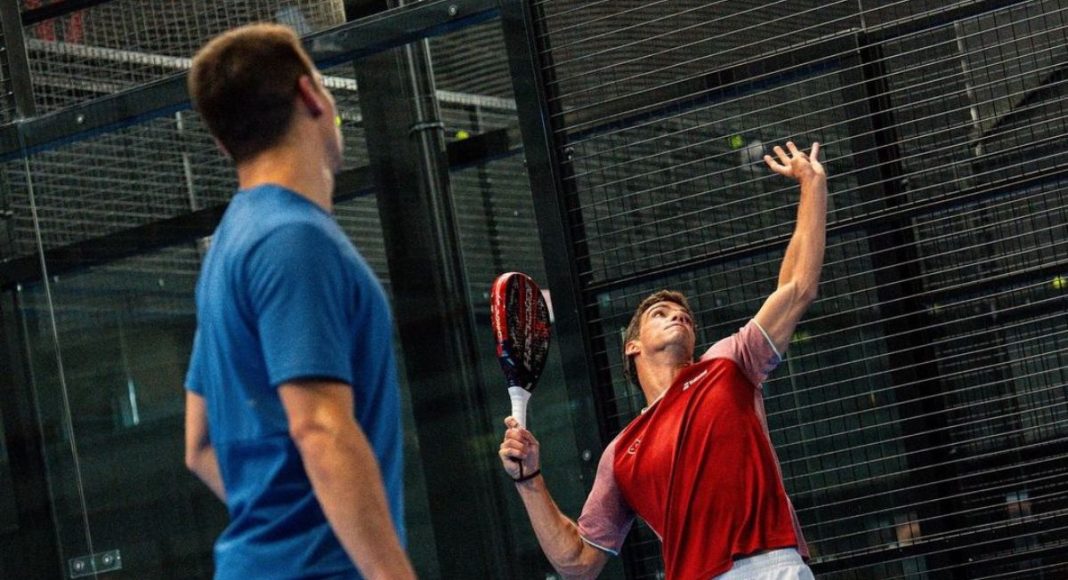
[499,141,826,579]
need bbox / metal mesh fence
[531,0,1068,577]
[0,6,536,580]
[3,114,233,256]
[21,0,345,113]
[0,68,372,264]
[429,20,515,100]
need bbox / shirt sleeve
[185,328,204,394]
[699,320,782,388]
[576,439,635,555]
[246,222,356,387]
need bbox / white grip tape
[509,386,532,429]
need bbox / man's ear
[624,340,641,357]
[296,75,325,117]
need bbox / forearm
[515,476,605,579]
[298,424,415,580]
[189,448,226,501]
[778,174,827,292]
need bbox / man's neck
[236,144,334,212]
[636,351,692,407]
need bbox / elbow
[559,563,603,580]
[782,278,819,307]
[557,564,593,580]
[800,281,819,305]
[555,545,606,580]
[289,418,347,478]
[185,446,205,475]
[289,420,328,457]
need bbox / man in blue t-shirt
[183,24,415,580]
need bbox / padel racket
[490,272,552,429]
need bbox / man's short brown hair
[621,290,694,386]
[188,23,315,164]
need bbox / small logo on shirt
[682,369,709,391]
[627,437,642,455]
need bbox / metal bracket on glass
[69,549,121,578]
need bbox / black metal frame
[0,128,514,288]
[0,0,37,119]
[500,0,1068,577]
[499,0,613,472]
[0,0,510,286]
[0,288,63,579]
[0,4,519,578]
[19,0,111,25]
[0,0,500,162]
[352,10,515,574]
[0,0,1062,577]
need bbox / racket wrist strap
[513,468,541,484]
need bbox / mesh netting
[22,0,345,113]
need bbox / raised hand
[764,141,825,184]
[499,416,541,480]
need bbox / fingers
[499,421,540,477]
[764,153,788,176]
[499,438,526,458]
[501,418,538,450]
[762,154,781,171]
[765,140,822,177]
[774,144,790,166]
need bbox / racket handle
[509,386,532,429]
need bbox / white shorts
[714,548,814,580]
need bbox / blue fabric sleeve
[246,222,355,387]
[185,328,204,394]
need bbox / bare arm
[184,391,226,501]
[754,141,828,353]
[280,380,415,580]
[500,417,609,579]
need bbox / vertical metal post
[0,291,63,580]
[353,10,512,579]
[837,41,962,577]
[0,0,37,119]
[0,0,36,262]
[498,4,660,575]
[497,0,607,480]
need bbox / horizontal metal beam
[0,126,517,289]
[557,0,1032,143]
[21,38,516,114]
[558,35,850,140]
[0,0,500,162]
[584,165,1068,295]
[20,0,113,25]
[0,204,226,288]
[306,0,498,69]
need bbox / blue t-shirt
[185,184,405,580]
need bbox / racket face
[490,272,552,393]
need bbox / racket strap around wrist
[513,468,541,483]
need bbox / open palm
[764,141,825,184]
